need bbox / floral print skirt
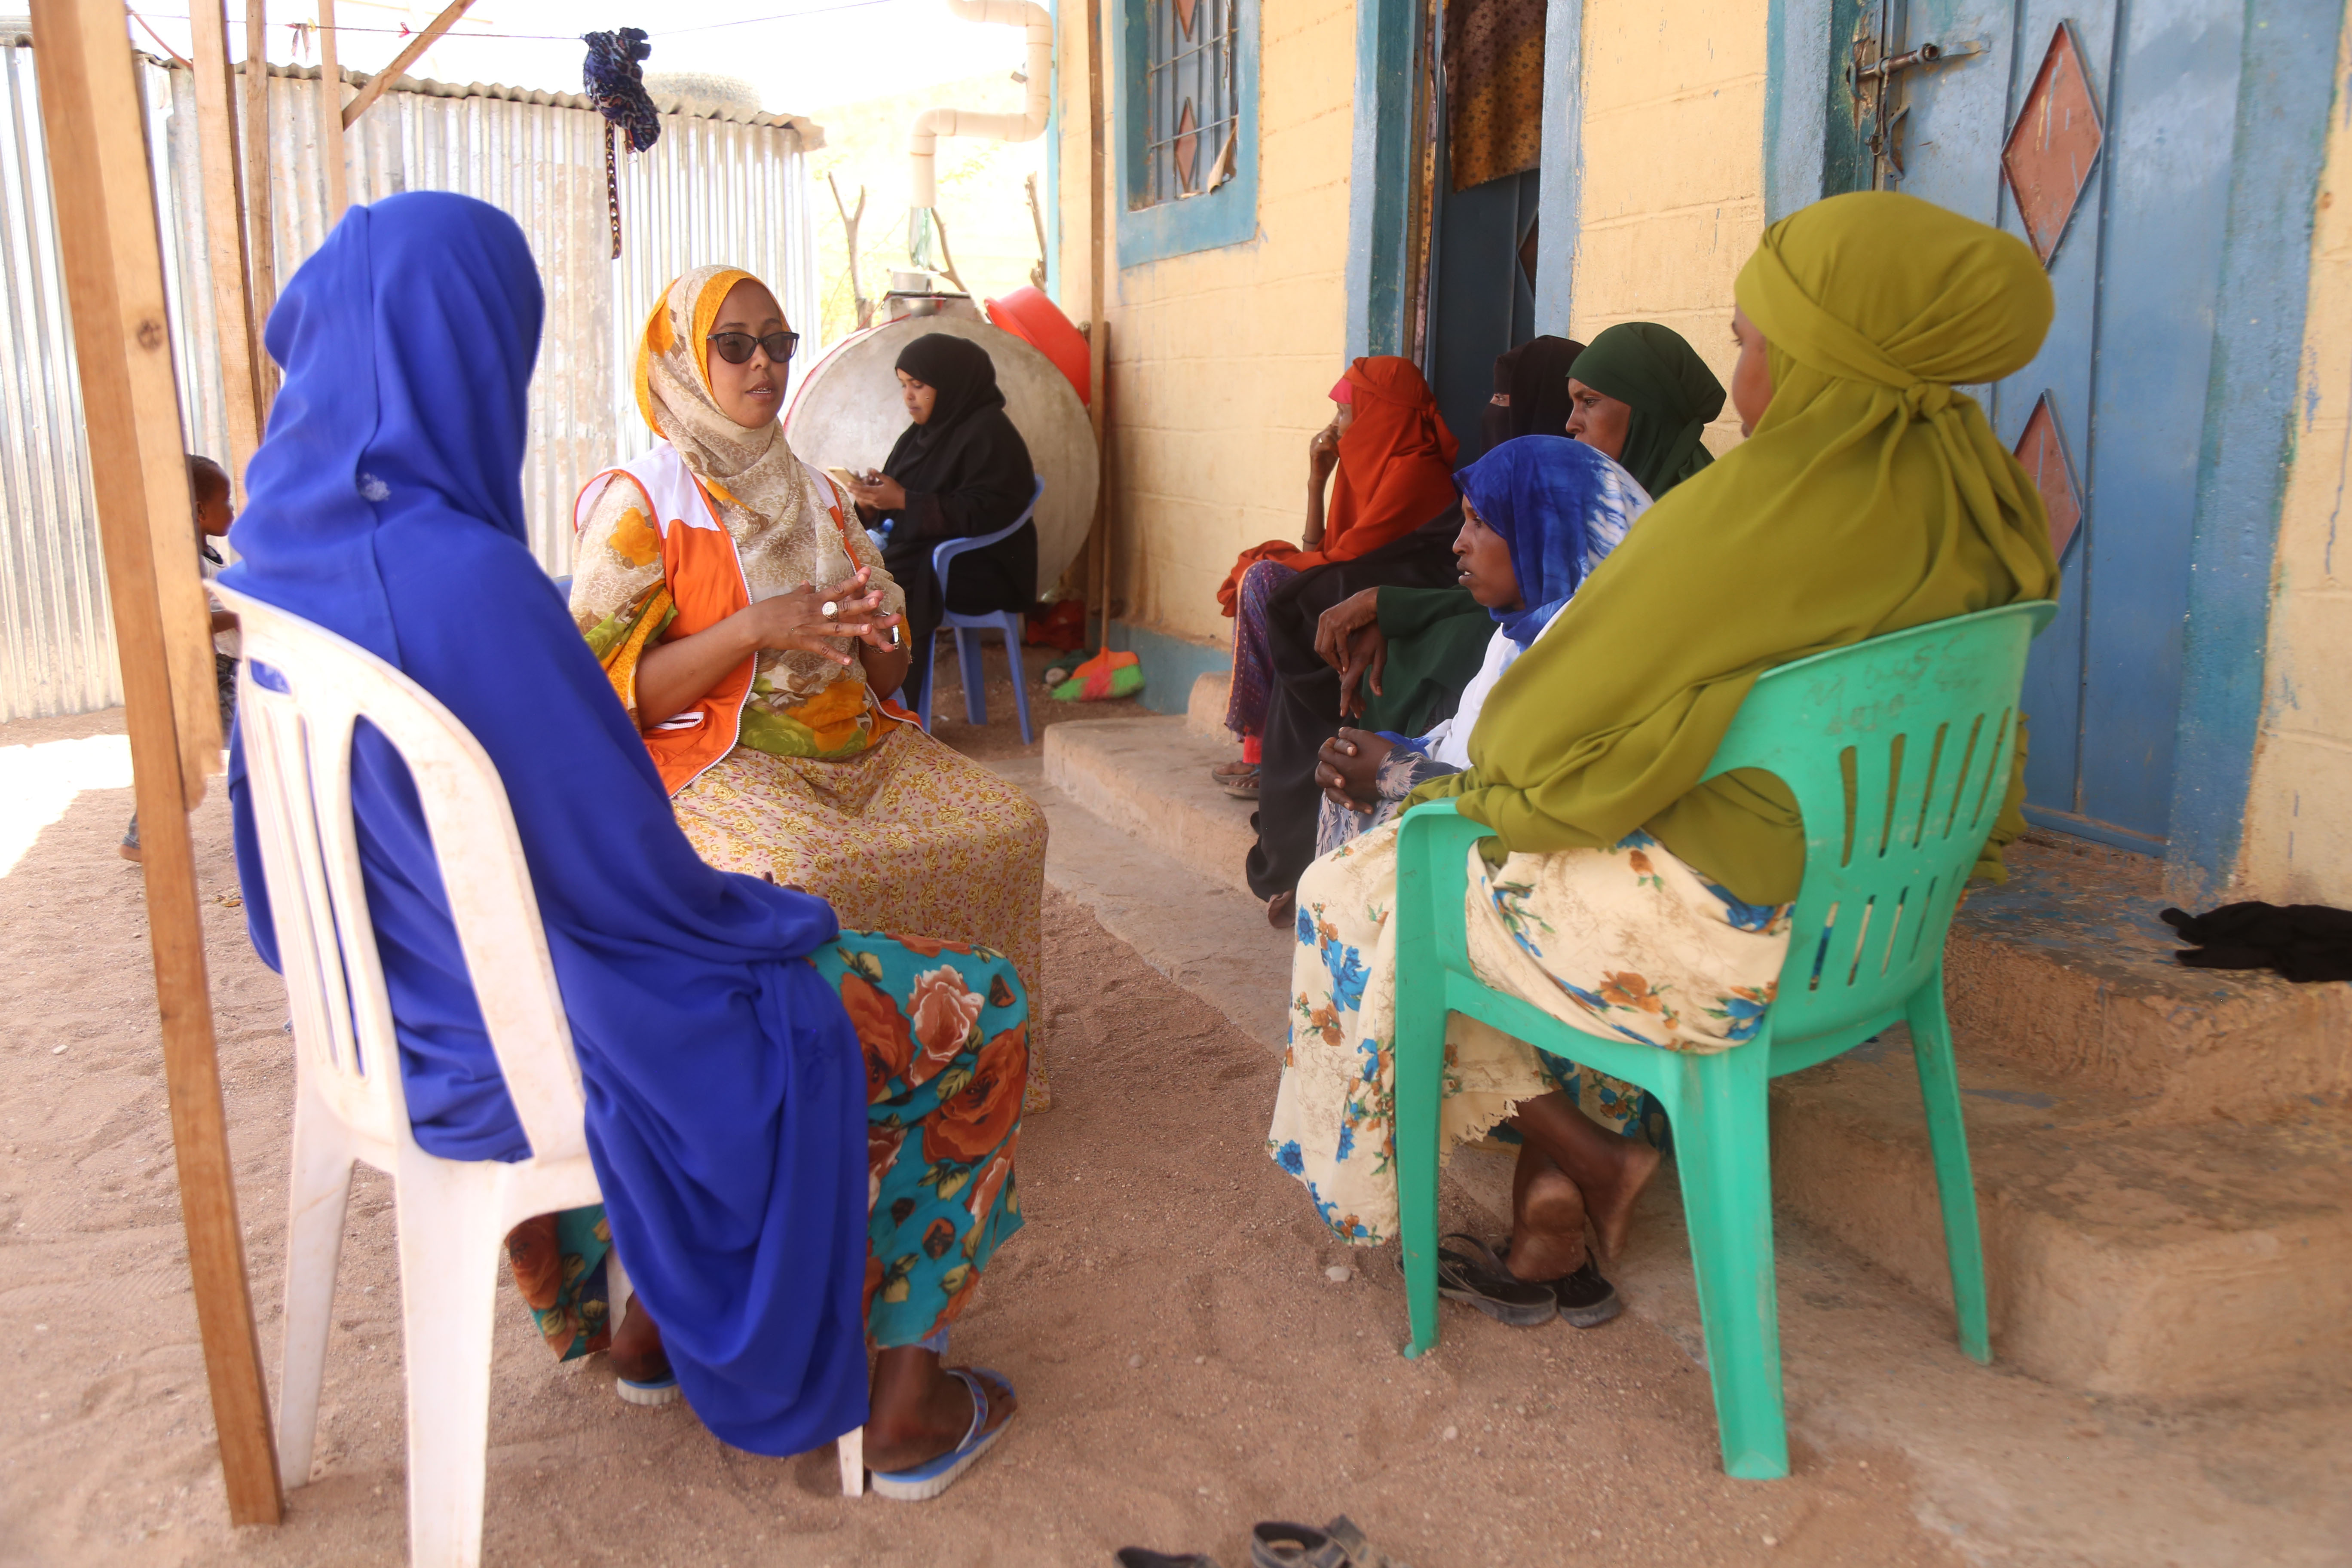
[1266,816,1790,1245]
[672,725,1050,1111]
[508,929,1027,1359]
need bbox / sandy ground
[0,688,1965,1568]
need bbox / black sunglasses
[707,329,800,366]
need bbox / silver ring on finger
[821,600,840,620]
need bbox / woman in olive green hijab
[1267,193,2059,1321]
[1565,321,1726,496]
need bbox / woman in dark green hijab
[1267,193,2059,1321]
[1565,321,1726,496]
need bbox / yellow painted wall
[2238,15,2352,906]
[1568,0,1770,458]
[1054,0,1772,644]
[1057,0,1358,646]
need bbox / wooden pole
[339,0,474,129]
[241,0,278,411]
[26,0,281,1527]
[186,0,263,492]
[1084,0,1109,648]
[315,0,347,220]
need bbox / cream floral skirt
[1266,817,1791,1244]
[672,725,1054,1109]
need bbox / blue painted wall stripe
[1763,0,1832,222]
[2165,0,2348,902]
[1345,0,1421,358]
[1531,0,1583,336]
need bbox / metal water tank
[784,316,1097,590]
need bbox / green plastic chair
[1392,600,2055,1479]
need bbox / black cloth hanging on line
[2159,901,2352,983]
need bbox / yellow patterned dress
[572,470,1053,1109]
[1267,818,1790,1243]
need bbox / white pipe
[909,0,1053,212]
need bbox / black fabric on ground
[2159,901,2352,983]
[1244,504,1472,902]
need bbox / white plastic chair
[215,585,864,1568]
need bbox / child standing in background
[119,455,239,864]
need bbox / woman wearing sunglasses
[838,333,1038,713]
[566,269,1052,1141]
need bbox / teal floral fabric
[508,929,1026,1357]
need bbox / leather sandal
[1251,1516,1413,1568]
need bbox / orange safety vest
[573,444,861,796]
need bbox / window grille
[1142,0,1238,206]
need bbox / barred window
[1142,0,1240,206]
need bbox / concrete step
[1770,1031,2352,1396]
[1946,838,2352,1121]
[1037,713,2352,1395]
[1043,715,1259,900]
[1047,715,2351,1120]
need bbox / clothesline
[125,0,904,46]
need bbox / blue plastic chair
[1391,600,2055,1479]
[918,475,1045,745]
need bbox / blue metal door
[1834,0,2246,849]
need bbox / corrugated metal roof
[0,40,820,721]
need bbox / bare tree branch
[827,172,873,330]
[1024,172,1048,290]
[930,206,970,295]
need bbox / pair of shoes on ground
[1400,1231,1620,1329]
[614,1352,1015,1503]
[1210,760,1260,798]
[1120,1513,1412,1568]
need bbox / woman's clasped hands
[1315,726,1394,814]
[745,564,902,667]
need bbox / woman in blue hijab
[223,192,1025,1498]
[1308,435,1651,850]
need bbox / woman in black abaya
[844,334,1037,710]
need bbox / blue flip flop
[869,1367,1015,1501]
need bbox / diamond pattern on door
[2014,392,2084,558]
[2002,23,2104,264]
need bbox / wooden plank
[25,0,282,1528]
[316,0,348,220]
[184,0,262,490]
[241,0,277,411]
[340,0,475,129]
[1085,0,1110,647]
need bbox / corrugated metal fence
[0,42,820,721]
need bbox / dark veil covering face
[222,192,871,1456]
[1481,335,1586,450]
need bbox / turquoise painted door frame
[1345,0,1423,359]
[1764,0,2341,900]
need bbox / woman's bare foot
[1267,889,1297,928]
[1580,1136,1662,1263]
[1510,1091,1664,1263]
[1504,1141,1590,1280]
[863,1347,1017,1474]
[609,1295,669,1384]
